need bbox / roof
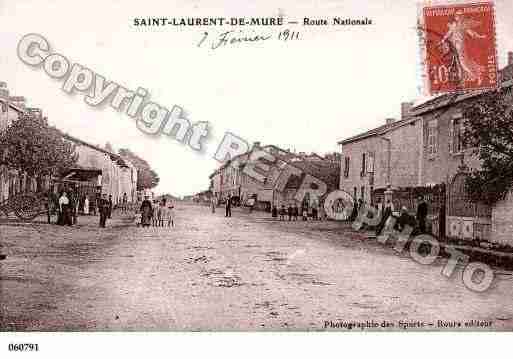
[285,160,340,190]
[338,116,418,145]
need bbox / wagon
[0,192,48,221]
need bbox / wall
[492,191,513,245]
[339,120,422,201]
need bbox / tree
[118,148,160,190]
[462,87,513,205]
[0,114,78,182]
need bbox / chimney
[401,102,413,120]
[385,118,395,125]
[252,141,261,149]
[508,51,513,66]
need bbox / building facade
[338,102,421,203]
[0,83,138,205]
[338,53,513,244]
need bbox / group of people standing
[368,195,429,236]
[52,190,113,228]
[139,196,175,227]
[272,202,324,221]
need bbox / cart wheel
[13,194,44,221]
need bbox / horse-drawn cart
[0,192,48,221]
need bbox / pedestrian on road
[58,191,72,226]
[158,200,165,227]
[376,199,394,236]
[225,196,232,217]
[272,204,278,218]
[167,202,175,227]
[152,200,159,226]
[293,204,299,221]
[122,192,128,213]
[140,195,153,227]
[279,204,286,220]
[84,196,89,215]
[287,203,293,221]
[98,193,110,228]
[395,206,417,232]
[416,195,428,234]
[108,194,113,219]
[211,196,216,213]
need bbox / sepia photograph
[1,0,512,356]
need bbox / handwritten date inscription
[197,29,300,50]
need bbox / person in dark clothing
[272,205,278,218]
[287,204,293,221]
[395,206,417,232]
[279,205,286,221]
[416,195,428,233]
[376,199,394,236]
[108,194,113,219]
[140,195,153,227]
[98,193,110,228]
[225,196,232,217]
[293,204,299,221]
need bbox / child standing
[167,203,175,227]
[302,207,308,221]
[279,204,286,221]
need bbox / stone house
[338,52,513,244]
[0,83,137,205]
[338,101,421,203]
[209,142,340,210]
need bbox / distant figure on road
[395,206,417,232]
[108,194,113,219]
[225,196,232,217]
[122,192,128,212]
[287,204,293,221]
[272,205,278,218]
[98,193,110,228]
[157,200,165,227]
[211,196,216,213]
[140,195,153,227]
[279,204,286,220]
[84,196,90,215]
[167,202,175,227]
[293,204,299,221]
[58,191,72,226]
[416,195,428,234]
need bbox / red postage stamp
[421,1,498,95]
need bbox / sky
[1,0,512,196]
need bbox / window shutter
[449,118,454,154]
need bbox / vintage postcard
[1,0,513,355]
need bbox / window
[343,156,350,178]
[367,152,374,173]
[361,153,366,177]
[450,117,465,154]
[427,120,438,156]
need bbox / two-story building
[338,101,421,203]
[209,142,340,210]
[0,83,138,206]
[338,51,513,244]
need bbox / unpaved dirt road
[1,204,512,331]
